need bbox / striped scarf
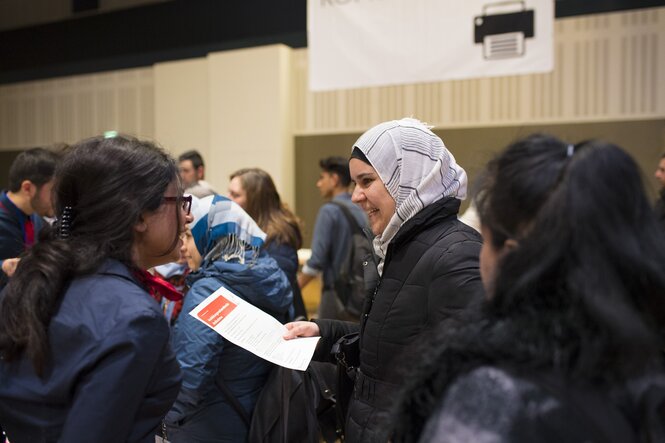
[190,195,267,265]
[352,117,467,274]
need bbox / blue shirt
[303,193,368,289]
[0,259,181,443]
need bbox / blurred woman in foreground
[391,135,665,442]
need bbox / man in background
[0,148,59,289]
[298,156,367,320]
[178,150,215,198]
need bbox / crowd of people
[0,118,663,443]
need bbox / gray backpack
[331,201,374,319]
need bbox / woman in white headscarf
[284,118,484,443]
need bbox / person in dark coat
[284,118,484,443]
[229,167,307,320]
[390,135,665,442]
[165,195,293,443]
[0,135,190,443]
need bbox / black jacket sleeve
[312,319,359,363]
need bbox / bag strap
[330,201,363,235]
[302,368,321,442]
[308,362,336,403]
[280,368,290,443]
[217,376,251,428]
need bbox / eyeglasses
[163,195,192,215]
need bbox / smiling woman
[284,117,484,442]
[0,135,189,443]
[348,156,395,238]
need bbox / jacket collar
[390,197,461,250]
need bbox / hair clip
[59,206,73,239]
[567,144,575,157]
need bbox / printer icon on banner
[474,1,535,60]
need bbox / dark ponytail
[0,135,179,375]
[483,137,665,374]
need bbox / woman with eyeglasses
[0,135,191,442]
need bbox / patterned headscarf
[352,117,468,273]
[189,194,267,265]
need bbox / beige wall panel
[153,58,209,157]
[0,67,154,150]
[208,44,295,207]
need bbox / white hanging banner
[308,0,554,91]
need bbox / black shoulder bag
[331,332,360,439]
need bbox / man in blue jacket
[0,147,59,289]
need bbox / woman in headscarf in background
[165,195,293,443]
[284,118,484,442]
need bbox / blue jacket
[0,259,182,443]
[265,240,307,319]
[0,191,46,289]
[166,252,293,443]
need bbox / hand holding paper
[189,285,320,371]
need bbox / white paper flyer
[189,285,320,371]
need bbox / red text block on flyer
[196,294,238,328]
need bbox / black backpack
[330,201,373,319]
[217,361,339,443]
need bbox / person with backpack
[284,118,484,442]
[390,135,665,442]
[298,156,369,321]
[165,195,294,443]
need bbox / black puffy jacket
[315,197,484,443]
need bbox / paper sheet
[189,285,320,371]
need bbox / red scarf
[132,269,183,302]
[24,217,34,247]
